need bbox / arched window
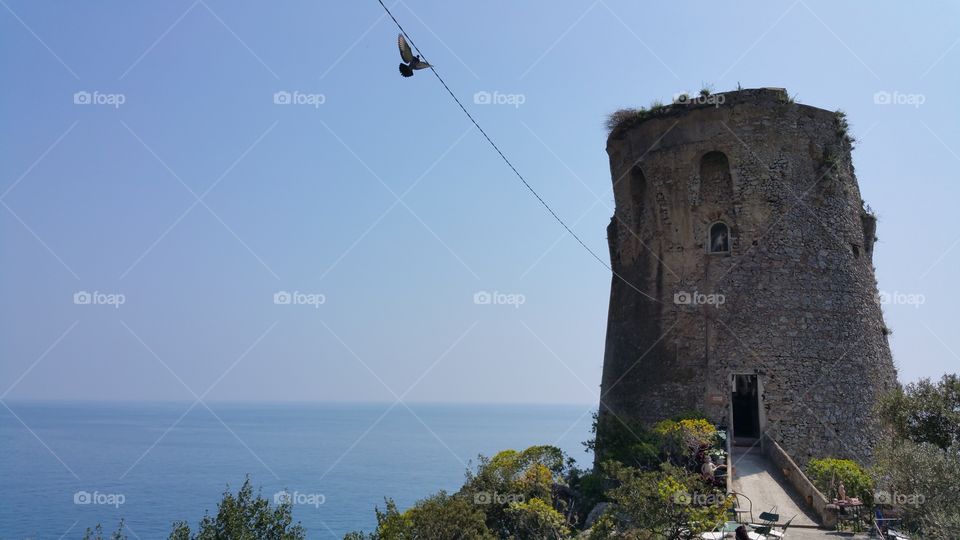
[709,222,730,254]
[699,151,734,203]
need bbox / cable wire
[376,0,659,303]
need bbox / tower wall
[598,88,898,466]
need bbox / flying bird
[397,34,431,77]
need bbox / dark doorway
[731,374,760,440]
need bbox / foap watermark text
[274,490,325,508]
[873,91,925,108]
[74,290,125,308]
[875,490,925,507]
[474,290,525,308]
[274,90,326,108]
[877,290,925,308]
[74,490,125,508]
[674,290,725,307]
[473,91,525,108]
[274,290,325,308]
[673,92,725,108]
[473,491,525,505]
[74,91,126,108]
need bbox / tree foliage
[504,497,569,539]
[874,438,960,538]
[805,458,873,505]
[652,419,717,466]
[878,374,960,450]
[81,522,127,540]
[588,462,729,540]
[369,492,494,540]
[584,413,661,470]
[875,374,960,538]
[168,476,305,540]
[461,445,573,537]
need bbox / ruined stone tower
[597,88,898,466]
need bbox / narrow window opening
[709,222,730,254]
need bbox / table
[700,521,765,539]
[827,500,865,532]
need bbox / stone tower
[597,88,898,466]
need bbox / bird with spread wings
[397,34,431,77]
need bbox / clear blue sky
[2,0,957,403]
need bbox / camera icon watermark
[74,490,125,508]
[673,290,724,307]
[876,290,925,308]
[473,90,526,109]
[273,290,325,308]
[274,90,325,108]
[473,290,525,308]
[874,490,925,507]
[672,91,725,108]
[74,290,126,309]
[473,491,525,505]
[273,490,325,509]
[873,90,925,108]
[73,90,126,108]
[672,491,725,506]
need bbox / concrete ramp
[730,444,821,528]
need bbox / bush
[652,419,717,467]
[505,497,569,539]
[567,469,608,526]
[369,493,494,540]
[874,439,960,537]
[462,445,573,536]
[805,458,873,505]
[874,374,960,538]
[168,476,305,540]
[591,462,729,539]
[878,374,960,450]
[82,523,126,540]
[585,413,662,470]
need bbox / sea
[0,402,594,539]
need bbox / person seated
[735,525,751,540]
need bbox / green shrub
[567,469,608,527]
[595,462,729,539]
[878,374,960,450]
[805,458,873,505]
[370,493,494,540]
[652,418,717,466]
[82,523,126,540]
[874,375,960,538]
[168,476,305,540]
[461,445,573,537]
[874,439,960,537]
[505,497,570,539]
[585,413,662,470]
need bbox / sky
[1,0,957,404]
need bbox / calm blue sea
[0,402,594,539]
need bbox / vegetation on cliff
[77,375,959,538]
[346,412,730,539]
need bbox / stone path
[729,444,821,529]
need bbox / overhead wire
[376,0,660,303]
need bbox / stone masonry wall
[597,88,898,467]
